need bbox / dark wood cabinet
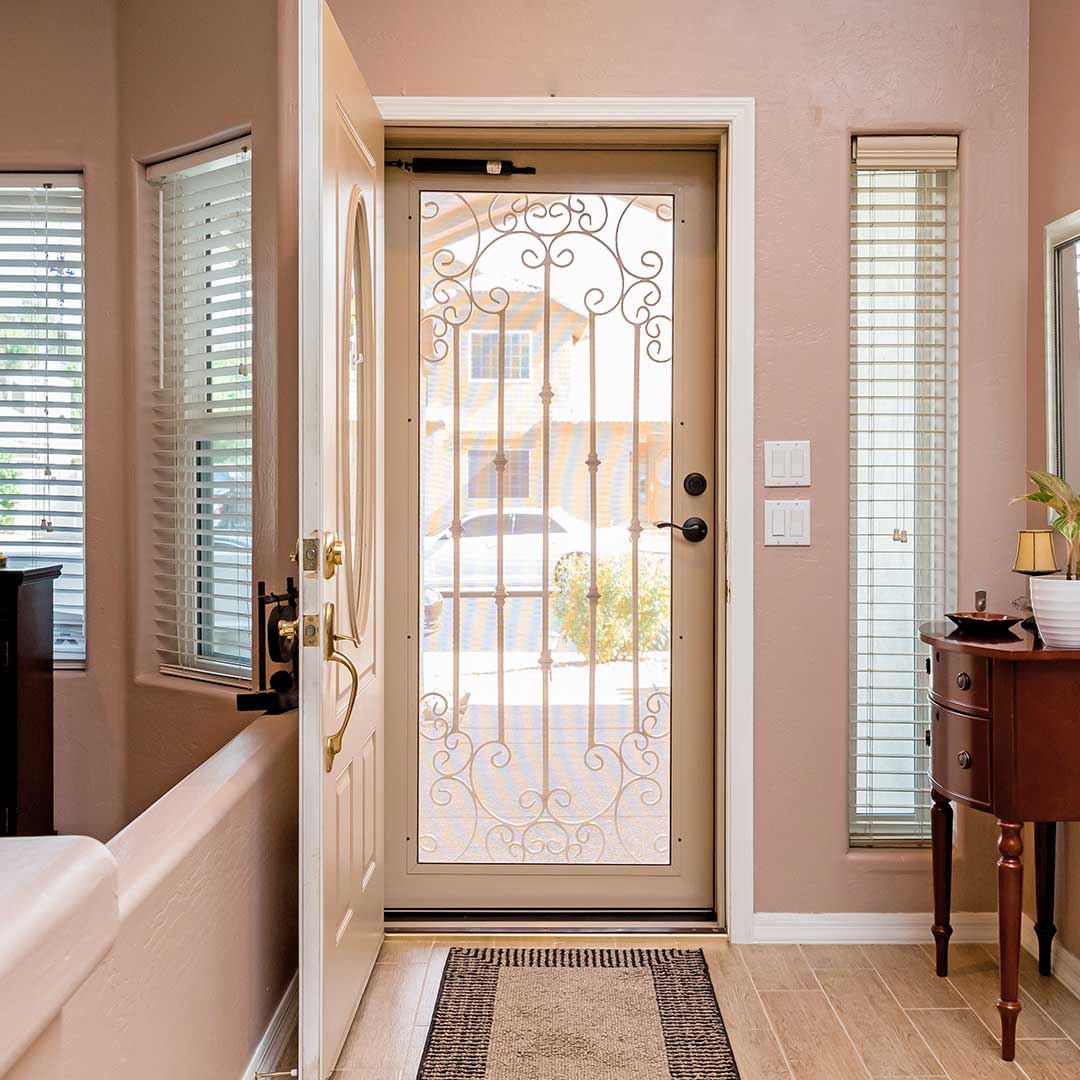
[921,621,1080,1061]
[0,564,61,836]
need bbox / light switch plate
[764,499,811,546]
[764,440,811,487]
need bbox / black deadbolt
[683,472,708,496]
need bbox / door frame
[372,96,755,942]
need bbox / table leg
[1035,822,1057,977]
[930,789,953,976]
[997,820,1024,1061]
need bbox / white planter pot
[1030,575,1080,648]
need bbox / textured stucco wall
[117,0,300,821]
[0,0,130,840]
[1,0,299,837]
[332,0,1030,915]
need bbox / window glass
[0,179,85,663]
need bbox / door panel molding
[375,97,755,941]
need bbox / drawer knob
[956,672,972,691]
[957,751,972,769]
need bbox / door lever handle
[323,601,359,772]
[656,516,709,543]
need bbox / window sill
[136,668,251,697]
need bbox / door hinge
[302,614,320,647]
[255,1071,298,1079]
[726,580,732,603]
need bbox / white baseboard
[242,970,298,1080]
[752,911,997,944]
[1021,913,1080,999]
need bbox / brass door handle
[324,532,344,579]
[323,601,359,772]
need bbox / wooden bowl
[945,611,1022,636]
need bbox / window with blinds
[849,136,958,845]
[0,177,85,663]
[150,139,253,682]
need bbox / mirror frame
[1045,207,1080,477]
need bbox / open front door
[299,3,384,1076]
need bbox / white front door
[298,3,385,1076]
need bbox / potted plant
[1013,469,1080,647]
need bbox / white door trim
[373,96,756,941]
[298,1,324,1069]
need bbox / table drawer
[930,702,992,810]
[930,648,990,716]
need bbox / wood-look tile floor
[328,935,1080,1079]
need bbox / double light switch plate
[764,500,811,546]
[764,440,811,487]
[763,440,811,545]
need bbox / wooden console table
[0,564,61,836]
[921,621,1080,1061]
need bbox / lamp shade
[1014,529,1059,575]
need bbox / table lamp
[1013,528,1059,632]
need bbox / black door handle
[656,517,708,543]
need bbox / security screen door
[385,148,719,911]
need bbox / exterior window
[0,177,85,664]
[849,144,958,845]
[469,329,531,380]
[150,139,253,682]
[467,447,530,499]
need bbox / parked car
[423,507,667,592]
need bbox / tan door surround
[383,143,724,915]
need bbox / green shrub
[553,551,670,662]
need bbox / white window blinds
[152,139,253,681]
[849,142,958,845]
[0,177,85,663]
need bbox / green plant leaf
[1011,490,1057,506]
[1031,470,1079,506]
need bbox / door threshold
[384,909,723,935]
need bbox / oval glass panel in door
[339,188,375,642]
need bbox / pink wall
[117,0,299,820]
[1028,0,1080,952]
[1,0,299,837]
[7,713,298,1080]
[332,0,1030,914]
[0,0,129,840]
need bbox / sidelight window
[849,136,959,845]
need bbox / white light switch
[764,500,811,546]
[764,440,811,487]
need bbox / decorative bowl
[945,612,1022,637]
